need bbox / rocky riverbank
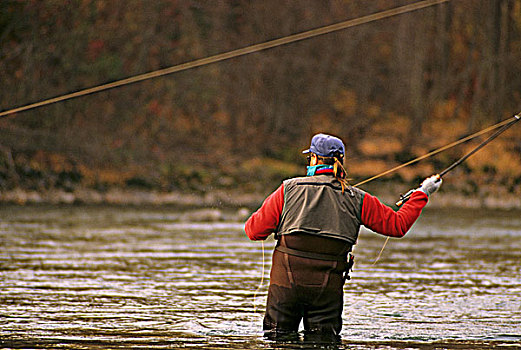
[0,188,262,208]
[1,186,520,210]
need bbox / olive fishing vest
[276,175,365,245]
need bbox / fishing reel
[396,189,415,207]
[396,174,442,206]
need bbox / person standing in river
[245,133,442,340]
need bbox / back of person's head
[304,133,351,193]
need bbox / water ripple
[1,206,520,349]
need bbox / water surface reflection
[1,206,520,349]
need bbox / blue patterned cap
[302,133,345,158]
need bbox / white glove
[418,175,442,196]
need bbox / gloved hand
[396,174,443,206]
[418,174,442,196]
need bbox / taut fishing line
[1,0,447,119]
[352,116,518,188]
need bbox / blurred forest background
[1,0,521,205]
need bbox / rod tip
[515,114,520,120]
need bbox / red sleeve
[361,190,428,237]
[245,184,285,241]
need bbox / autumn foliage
[1,0,520,199]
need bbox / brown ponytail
[316,153,353,195]
[333,157,350,194]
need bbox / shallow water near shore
[1,205,520,349]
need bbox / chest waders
[263,175,363,338]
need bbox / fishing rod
[396,113,521,206]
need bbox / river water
[1,205,520,349]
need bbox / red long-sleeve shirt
[245,183,428,241]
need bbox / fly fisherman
[245,133,442,340]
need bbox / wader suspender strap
[275,246,346,262]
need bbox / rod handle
[396,189,415,207]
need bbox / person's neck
[306,164,333,176]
